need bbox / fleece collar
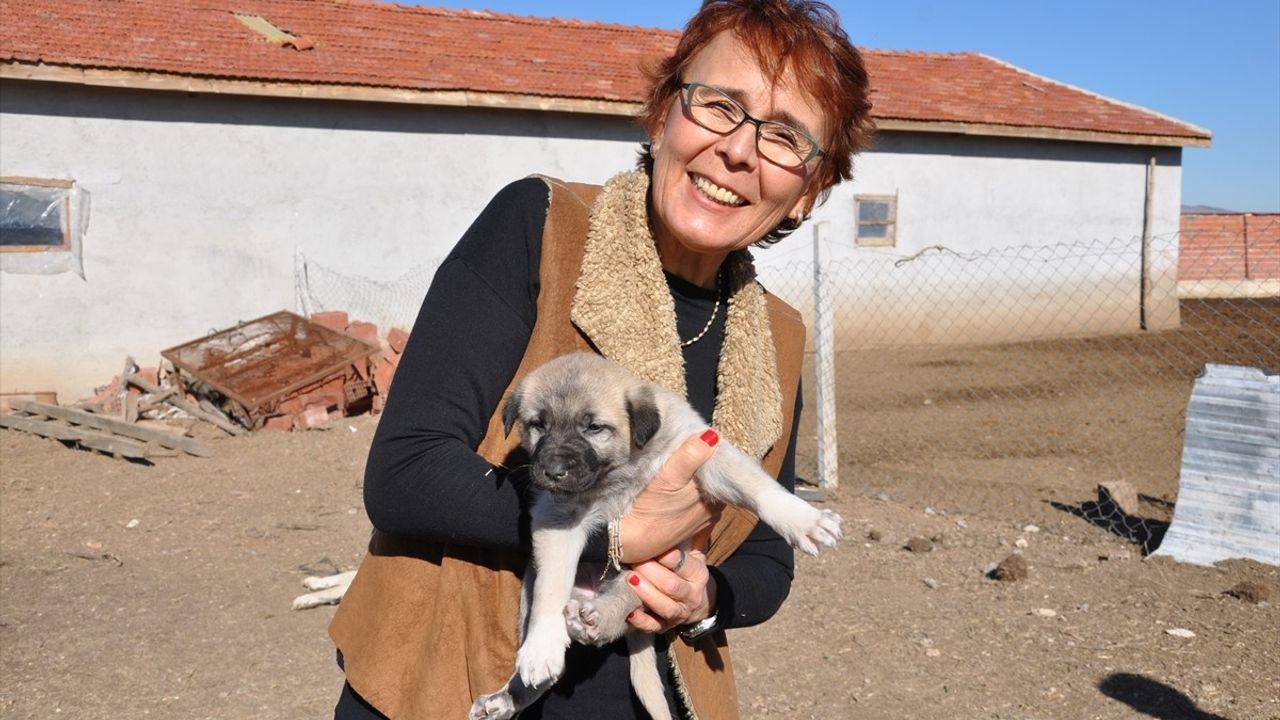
[569,169,783,459]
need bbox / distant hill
[1181,204,1238,213]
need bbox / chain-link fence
[297,218,1278,555]
[294,250,442,337]
[760,217,1278,554]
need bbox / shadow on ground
[1048,499,1170,555]
[1099,673,1230,719]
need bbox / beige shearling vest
[329,173,806,720]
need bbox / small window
[1,177,73,251]
[855,194,897,247]
[1,176,88,278]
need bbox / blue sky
[415,0,1280,212]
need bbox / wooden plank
[7,400,212,457]
[138,387,177,411]
[0,414,150,459]
[125,373,245,436]
[0,413,82,440]
[143,443,180,458]
[74,432,151,459]
[125,391,139,424]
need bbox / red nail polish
[700,429,719,447]
[627,610,637,621]
[628,573,640,587]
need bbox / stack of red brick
[271,311,408,431]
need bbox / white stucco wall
[1,81,1184,399]
[756,133,1184,348]
[0,81,646,400]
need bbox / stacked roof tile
[0,0,1210,144]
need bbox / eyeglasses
[679,82,825,168]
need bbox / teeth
[693,176,745,206]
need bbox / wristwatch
[679,613,720,643]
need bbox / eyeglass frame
[678,82,827,168]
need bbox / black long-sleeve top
[361,178,801,718]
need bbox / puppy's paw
[565,587,636,646]
[469,691,516,720]
[516,623,569,687]
[805,509,844,553]
[563,597,601,645]
[768,502,844,556]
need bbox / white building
[0,0,1211,399]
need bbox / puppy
[468,352,842,720]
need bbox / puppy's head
[503,353,661,494]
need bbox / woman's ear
[648,129,664,157]
[787,193,815,221]
[790,170,831,220]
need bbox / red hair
[638,0,874,205]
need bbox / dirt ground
[2,299,1277,719]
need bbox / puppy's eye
[585,422,610,435]
[526,419,545,431]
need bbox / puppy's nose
[543,461,570,482]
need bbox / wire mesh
[294,251,443,337]
[759,218,1278,555]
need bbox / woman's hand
[618,430,722,563]
[625,546,717,634]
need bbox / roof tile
[0,0,1209,142]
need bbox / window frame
[854,193,898,247]
[1,176,76,254]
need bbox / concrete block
[1097,480,1139,517]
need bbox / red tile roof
[863,50,1208,144]
[0,0,1210,145]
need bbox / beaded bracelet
[607,517,624,572]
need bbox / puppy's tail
[626,631,672,720]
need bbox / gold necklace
[679,278,723,348]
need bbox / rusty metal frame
[160,311,379,423]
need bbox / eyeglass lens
[684,84,817,167]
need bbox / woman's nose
[717,122,758,167]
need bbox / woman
[330,1,873,717]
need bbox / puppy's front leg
[699,443,842,555]
[517,522,589,688]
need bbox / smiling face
[648,31,829,285]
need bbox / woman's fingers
[626,570,687,633]
[626,608,665,634]
[619,430,721,562]
[650,429,719,491]
[626,547,714,633]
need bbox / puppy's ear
[501,389,522,437]
[625,387,661,449]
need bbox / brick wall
[1179,213,1280,281]
[1245,214,1280,280]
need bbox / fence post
[1140,154,1156,330]
[812,221,839,489]
[294,247,309,317]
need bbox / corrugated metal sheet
[1151,364,1280,567]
